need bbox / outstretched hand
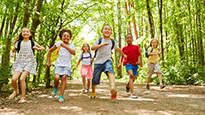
[46,63,50,68]
[118,64,121,69]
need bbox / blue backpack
[145,46,153,58]
[145,46,159,58]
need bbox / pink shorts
[80,65,93,80]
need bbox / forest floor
[0,79,205,115]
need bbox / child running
[9,27,45,103]
[118,33,141,98]
[46,29,75,103]
[74,43,93,93]
[146,38,165,90]
[90,24,127,99]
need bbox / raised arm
[61,43,76,55]
[91,42,109,51]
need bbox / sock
[53,88,58,92]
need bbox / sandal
[9,91,18,100]
[18,97,26,103]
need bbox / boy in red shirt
[118,33,141,98]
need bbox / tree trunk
[30,0,43,86]
[158,0,164,67]
[117,0,122,78]
[146,0,155,38]
[23,0,31,27]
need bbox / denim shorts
[125,63,139,75]
[92,60,114,85]
[54,66,72,77]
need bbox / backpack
[81,52,92,60]
[145,46,159,58]
[16,40,35,53]
[50,46,61,62]
[93,37,115,58]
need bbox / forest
[0,0,204,93]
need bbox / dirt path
[1,79,205,115]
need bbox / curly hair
[59,29,72,39]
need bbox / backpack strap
[94,37,102,58]
[81,53,84,60]
[31,40,35,53]
[110,38,115,50]
[17,40,22,53]
[17,40,35,53]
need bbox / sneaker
[146,85,150,90]
[82,87,86,93]
[130,94,138,99]
[87,89,90,93]
[90,92,96,99]
[51,88,58,97]
[160,85,166,89]
[58,95,64,103]
[111,89,117,99]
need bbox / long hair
[14,28,32,45]
[81,43,91,53]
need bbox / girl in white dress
[9,27,45,103]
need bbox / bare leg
[156,73,162,85]
[54,74,60,88]
[82,75,86,88]
[107,72,115,88]
[9,71,21,100]
[92,84,97,93]
[127,70,134,94]
[20,71,30,99]
[60,75,67,95]
[87,79,91,90]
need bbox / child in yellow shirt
[146,39,165,90]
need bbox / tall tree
[146,0,155,38]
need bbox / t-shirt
[78,52,94,65]
[148,47,159,63]
[93,37,118,64]
[122,45,141,66]
[54,42,75,68]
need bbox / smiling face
[101,25,112,38]
[61,32,71,43]
[21,28,31,39]
[151,39,158,48]
[125,34,133,45]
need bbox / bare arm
[61,43,76,55]
[91,42,109,51]
[148,50,161,56]
[33,44,45,51]
[118,56,124,69]
[74,59,81,69]
[10,47,17,58]
[115,48,127,59]
[46,45,57,67]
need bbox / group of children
[9,25,165,103]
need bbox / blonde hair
[150,38,159,46]
[81,43,91,53]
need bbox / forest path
[1,79,205,115]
